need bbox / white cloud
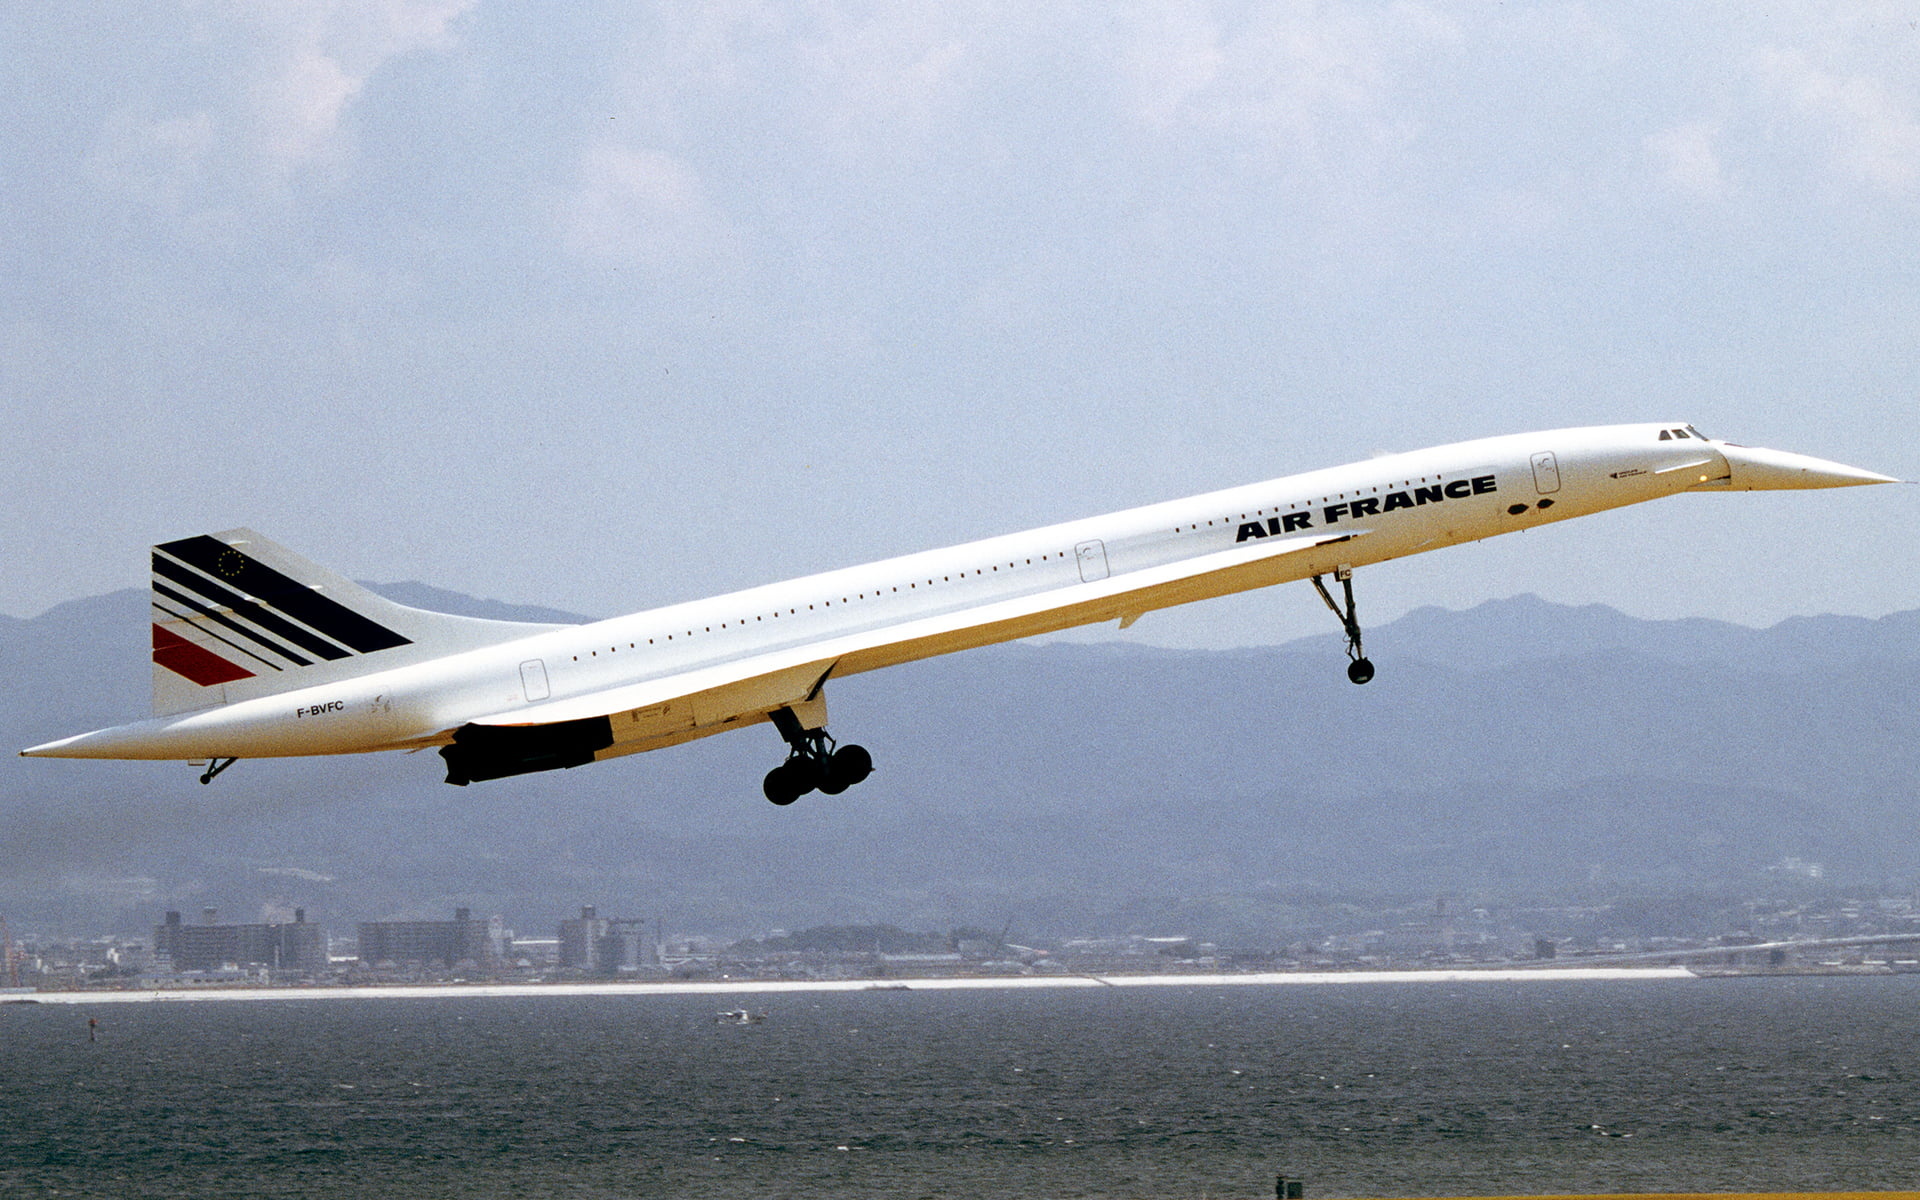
[228,0,476,175]
[252,46,364,170]
[1750,45,1920,195]
[88,0,476,209]
[1121,2,1460,148]
[599,1,996,169]
[556,142,740,269]
[1646,120,1726,200]
[793,6,983,145]
[1118,1,1227,130]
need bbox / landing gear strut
[197,756,238,785]
[763,707,872,805]
[1311,567,1374,685]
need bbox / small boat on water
[714,1008,766,1025]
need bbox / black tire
[832,744,873,787]
[1347,657,1375,685]
[763,764,802,805]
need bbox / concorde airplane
[20,423,1898,803]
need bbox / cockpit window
[1659,430,1673,440]
[1659,426,1704,441]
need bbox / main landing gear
[763,706,873,806]
[1311,567,1375,685]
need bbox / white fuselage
[28,421,1889,767]
[37,416,1896,768]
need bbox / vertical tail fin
[149,528,570,716]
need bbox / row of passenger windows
[567,551,1071,661]
[1174,476,1449,534]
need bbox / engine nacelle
[440,717,614,785]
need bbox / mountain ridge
[4,587,1915,939]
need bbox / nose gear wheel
[1311,568,1374,685]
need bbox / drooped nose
[1710,442,1899,490]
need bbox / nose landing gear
[1311,567,1374,684]
[763,705,872,805]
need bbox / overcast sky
[3,1,1914,648]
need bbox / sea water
[2,976,1915,1198]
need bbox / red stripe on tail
[152,624,256,686]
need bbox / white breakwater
[17,965,1697,1005]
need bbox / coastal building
[153,908,327,975]
[357,907,505,969]
[558,906,657,974]
[557,906,607,969]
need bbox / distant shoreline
[11,966,1697,1005]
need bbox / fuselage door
[520,659,551,703]
[1075,539,1110,583]
[1531,452,1562,495]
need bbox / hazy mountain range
[4,588,1916,941]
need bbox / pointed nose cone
[1714,443,1899,490]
